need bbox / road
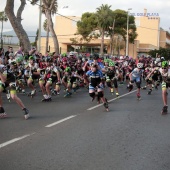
[0,84,170,170]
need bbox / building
[159,28,170,48]
[40,16,138,57]
[134,9,160,55]
[40,9,170,58]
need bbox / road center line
[0,133,36,149]
[87,89,137,111]
[45,115,77,128]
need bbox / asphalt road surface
[0,84,170,170]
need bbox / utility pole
[126,8,132,56]
[38,0,42,52]
[0,20,3,48]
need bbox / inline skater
[41,58,61,102]
[128,63,144,100]
[147,61,169,114]
[0,63,29,119]
[24,56,39,97]
[85,62,109,111]
[104,60,119,97]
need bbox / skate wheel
[161,111,168,115]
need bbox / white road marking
[45,115,77,128]
[87,89,137,110]
[0,133,36,149]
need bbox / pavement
[0,84,170,170]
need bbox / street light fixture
[126,8,132,56]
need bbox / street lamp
[0,20,3,48]
[38,0,42,52]
[126,8,132,56]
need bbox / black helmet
[10,61,17,66]
[46,58,52,62]
[93,53,99,60]
[89,55,93,60]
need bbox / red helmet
[62,57,67,62]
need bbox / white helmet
[137,63,143,68]
[120,56,124,60]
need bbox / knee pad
[113,78,118,88]
[106,82,112,88]
[136,81,141,88]
[89,92,95,98]
[98,91,103,98]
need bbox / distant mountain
[2,30,46,44]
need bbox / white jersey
[159,68,170,80]
[131,68,143,78]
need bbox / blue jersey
[86,70,103,87]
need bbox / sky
[0,0,170,33]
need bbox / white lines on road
[45,115,77,128]
[0,132,36,149]
[87,89,137,111]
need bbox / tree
[113,9,137,44]
[77,12,98,42]
[0,11,8,48]
[31,0,59,53]
[76,7,137,56]
[96,4,114,55]
[148,47,170,60]
[43,19,50,52]
[5,0,31,51]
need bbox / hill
[2,30,46,44]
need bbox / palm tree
[0,11,8,48]
[5,0,31,51]
[31,0,59,54]
[96,4,113,55]
[43,19,50,52]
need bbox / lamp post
[38,0,42,52]
[0,20,3,48]
[126,8,132,56]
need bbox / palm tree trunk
[100,30,104,55]
[5,0,31,51]
[110,35,113,55]
[46,24,49,52]
[45,10,59,54]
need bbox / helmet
[69,52,74,56]
[65,67,71,72]
[62,57,67,62]
[16,55,23,63]
[61,53,67,57]
[90,62,98,67]
[93,53,99,60]
[89,55,93,59]
[161,57,165,61]
[29,56,34,60]
[100,57,104,60]
[137,63,143,68]
[104,59,110,63]
[46,58,52,62]
[161,61,168,68]
[10,61,17,66]
[109,62,115,67]
[120,56,124,60]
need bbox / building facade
[40,9,170,58]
